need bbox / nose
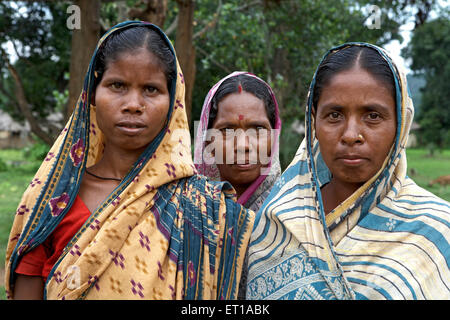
[235,129,250,152]
[121,89,145,114]
[233,129,252,164]
[341,117,364,146]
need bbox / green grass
[0,149,40,300]
[406,148,450,201]
[0,147,448,300]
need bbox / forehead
[106,48,157,69]
[102,48,166,80]
[317,67,396,112]
[215,92,269,121]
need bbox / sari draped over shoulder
[193,71,282,212]
[5,21,253,300]
[247,43,450,300]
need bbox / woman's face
[211,91,272,190]
[94,48,170,153]
[314,66,396,187]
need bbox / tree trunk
[65,0,101,120]
[175,0,196,127]
[128,0,168,27]
[262,6,293,118]
[270,46,292,112]
[6,62,55,145]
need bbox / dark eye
[367,112,381,121]
[327,111,341,121]
[110,82,124,90]
[145,86,157,94]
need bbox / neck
[320,178,363,215]
[90,144,144,179]
[233,183,251,199]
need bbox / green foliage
[0,158,7,172]
[23,137,50,162]
[0,0,445,168]
[403,13,450,150]
[406,74,425,113]
[192,0,406,168]
[52,88,69,112]
[0,2,71,120]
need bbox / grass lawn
[0,149,39,300]
[0,147,448,300]
[406,148,450,201]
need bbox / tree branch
[165,14,178,36]
[0,46,55,145]
[196,46,232,74]
[0,77,18,105]
[193,0,222,39]
[236,0,262,11]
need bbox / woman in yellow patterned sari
[5,21,253,300]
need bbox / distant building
[0,109,32,149]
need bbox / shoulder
[182,174,236,198]
[389,177,450,227]
[398,177,450,209]
[176,175,254,238]
[181,174,253,214]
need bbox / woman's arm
[13,274,44,300]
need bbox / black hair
[93,26,176,92]
[208,74,276,129]
[312,46,396,110]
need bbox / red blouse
[15,195,91,280]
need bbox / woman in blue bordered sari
[5,21,253,300]
[246,42,450,300]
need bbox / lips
[116,119,146,128]
[336,153,369,166]
[116,119,147,135]
[232,163,259,170]
[231,156,259,170]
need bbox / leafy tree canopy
[0,0,446,165]
[403,10,450,150]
